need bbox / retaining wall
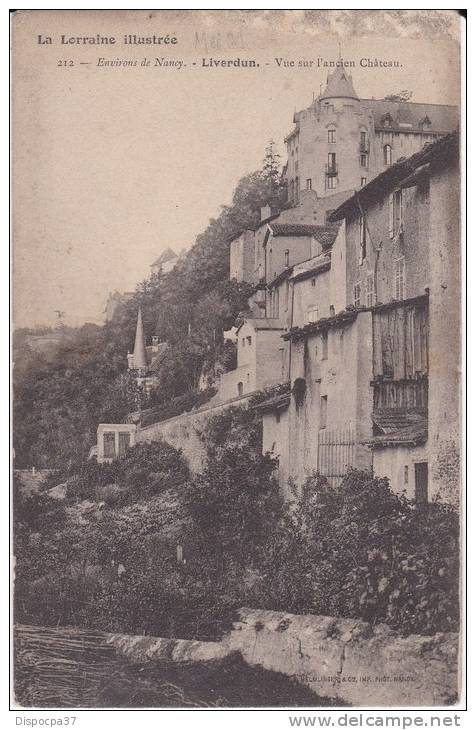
[106,608,459,707]
[135,392,255,473]
[223,609,459,707]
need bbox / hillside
[13,150,286,470]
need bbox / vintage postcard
[11,9,463,710]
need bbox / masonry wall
[224,608,459,707]
[287,98,377,200]
[136,394,252,473]
[229,230,255,282]
[428,160,460,504]
[373,443,429,499]
[266,234,314,283]
[345,179,430,308]
[106,608,458,706]
[280,312,373,493]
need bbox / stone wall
[135,393,253,473]
[106,608,459,707]
[428,160,460,505]
[223,608,459,707]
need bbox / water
[14,624,333,708]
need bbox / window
[404,465,409,485]
[242,337,245,347]
[284,249,290,267]
[276,411,281,424]
[308,305,319,323]
[360,153,368,167]
[271,288,280,317]
[328,128,336,143]
[328,152,336,172]
[327,176,337,190]
[354,282,361,307]
[329,305,335,316]
[311,278,316,287]
[246,336,252,346]
[384,144,393,166]
[320,395,328,429]
[414,462,428,505]
[295,177,300,201]
[290,179,295,201]
[395,258,405,300]
[237,382,243,396]
[361,177,367,187]
[366,273,375,307]
[103,432,116,459]
[321,331,328,360]
[306,178,312,190]
[389,189,403,237]
[358,216,367,263]
[360,130,367,150]
[118,432,130,458]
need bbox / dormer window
[381,113,393,128]
[419,115,432,129]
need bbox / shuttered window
[372,301,429,380]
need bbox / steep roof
[363,98,458,135]
[372,408,427,434]
[365,420,428,449]
[268,222,339,248]
[329,131,459,221]
[291,253,332,283]
[132,308,147,369]
[320,66,358,101]
[151,247,178,267]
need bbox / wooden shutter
[389,194,394,237]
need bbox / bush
[65,440,189,505]
[259,469,459,635]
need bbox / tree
[384,90,413,103]
[262,139,281,186]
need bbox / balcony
[371,376,428,410]
[325,163,338,176]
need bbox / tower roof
[132,307,147,369]
[320,66,358,101]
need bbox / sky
[12,9,460,328]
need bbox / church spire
[132,307,147,369]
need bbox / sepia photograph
[11,9,464,711]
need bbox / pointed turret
[320,64,358,102]
[132,308,147,369]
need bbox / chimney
[260,204,272,222]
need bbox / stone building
[328,131,460,504]
[127,308,168,394]
[285,64,458,204]
[258,132,459,504]
[150,247,179,276]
